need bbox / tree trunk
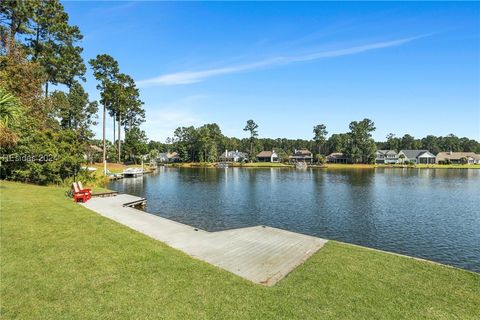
[118,113,121,164]
[102,105,106,174]
[34,23,40,60]
[250,138,253,159]
[113,114,115,146]
[45,81,49,97]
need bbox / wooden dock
[81,194,327,286]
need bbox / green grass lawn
[1,181,478,319]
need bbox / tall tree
[326,133,348,155]
[345,118,377,163]
[0,36,45,113]
[29,0,85,95]
[0,0,37,52]
[243,119,258,158]
[313,124,328,157]
[400,134,417,150]
[117,73,144,162]
[1,0,86,95]
[89,54,119,173]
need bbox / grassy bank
[1,181,478,319]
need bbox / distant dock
[122,167,144,177]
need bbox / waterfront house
[397,150,436,164]
[289,149,313,163]
[375,150,399,164]
[436,151,480,164]
[219,150,248,162]
[158,152,180,163]
[326,152,349,164]
[256,150,279,162]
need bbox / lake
[109,167,480,272]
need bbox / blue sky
[63,1,480,142]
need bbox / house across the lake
[158,152,180,163]
[436,151,480,164]
[375,150,398,164]
[289,149,313,163]
[219,150,248,162]
[326,152,349,164]
[397,150,436,164]
[256,150,279,162]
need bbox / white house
[398,150,436,164]
[375,150,398,164]
[256,150,279,162]
[326,152,349,164]
[157,152,180,163]
[219,150,248,162]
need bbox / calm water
[109,167,480,272]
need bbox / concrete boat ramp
[82,194,327,286]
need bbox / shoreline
[101,190,479,275]
[163,162,480,169]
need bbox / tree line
[0,0,146,184]
[146,119,479,164]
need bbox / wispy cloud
[142,95,206,141]
[137,35,428,87]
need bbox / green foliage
[89,55,144,163]
[161,121,480,165]
[274,149,289,162]
[379,133,480,154]
[344,118,377,164]
[51,82,98,140]
[316,154,326,164]
[1,0,86,93]
[2,128,84,185]
[123,127,148,164]
[313,123,328,155]
[243,119,259,157]
[0,86,23,128]
[30,0,85,92]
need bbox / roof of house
[377,150,397,155]
[88,145,103,152]
[256,151,275,157]
[436,152,480,160]
[326,152,347,159]
[294,149,312,155]
[399,150,434,159]
[158,152,179,158]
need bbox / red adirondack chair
[77,181,92,200]
[72,182,89,203]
